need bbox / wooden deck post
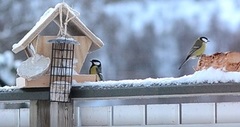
[30,100,50,127]
[50,102,73,127]
[30,100,73,127]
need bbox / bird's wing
[179,40,202,69]
[187,40,202,56]
[97,66,102,73]
[98,73,104,81]
[96,66,103,81]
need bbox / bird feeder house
[12,3,104,88]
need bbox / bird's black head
[91,59,101,66]
[199,36,209,43]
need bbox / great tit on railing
[179,36,209,70]
[89,59,103,81]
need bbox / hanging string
[64,9,69,36]
[58,4,64,36]
[58,3,77,37]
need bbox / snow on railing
[75,67,240,89]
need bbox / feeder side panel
[74,36,92,72]
[35,36,55,57]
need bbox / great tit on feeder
[89,59,103,81]
[178,36,209,70]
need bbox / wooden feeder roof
[12,3,104,54]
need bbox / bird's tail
[178,56,190,70]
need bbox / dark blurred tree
[207,11,233,53]
[173,19,198,76]
[123,23,157,79]
[0,1,61,58]
[230,31,240,52]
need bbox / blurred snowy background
[1,0,240,86]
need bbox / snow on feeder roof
[12,2,103,54]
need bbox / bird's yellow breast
[90,66,98,74]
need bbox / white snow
[1,67,240,90]
[76,68,240,88]
[0,86,15,92]
[48,36,80,45]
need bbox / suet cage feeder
[48,37,79,102]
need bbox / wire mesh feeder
[48,37,79,102]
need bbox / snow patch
[76,68,240,88]
[48,37,80,45]
[0,86,16,92]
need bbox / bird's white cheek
[94,62,100,65]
